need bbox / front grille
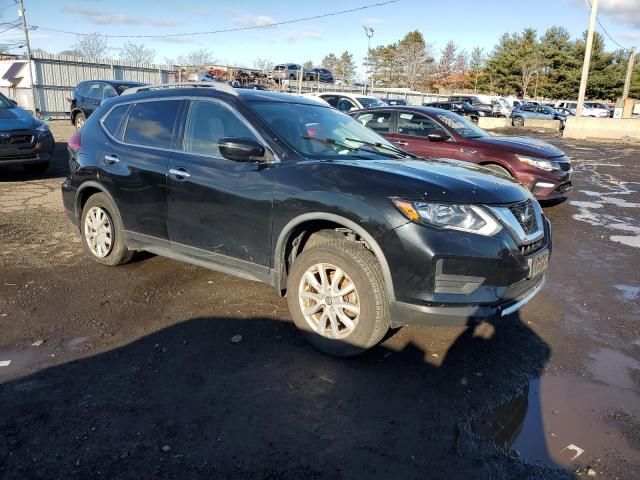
[519,238,543,256]
[556,182,573,193]
[508,199,538,235]
[0,131,35,147]
[558,162,571,171]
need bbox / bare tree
[303,60,314,69]
[175,48,216,67]
[120,41,155,64]
[253,57,273,73]
[396,31,433,90]
[69,33,108,59]
[469,47,485,92]
[520,55,545,97]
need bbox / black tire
[22,162,49,174]
[483,163,512,177]
[286,240,390,357]
[74,111,86,130]
[512,116,524,127]
[80,193,134,266]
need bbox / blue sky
[1,0,638,76]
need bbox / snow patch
[610,235,640,248]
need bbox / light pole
[363,26,374,94]
[18,0,38,116]
[576,0,598,118]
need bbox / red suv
[350,106,573,201]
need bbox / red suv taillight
[68,130,81,152]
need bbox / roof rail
[121,81,238,96]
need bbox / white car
[556,101,610,118]
[310,92,385,112]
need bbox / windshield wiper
[344,137,417,158]
[300,136,376,159]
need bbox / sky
[1,0,638,77]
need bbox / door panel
[167,99,275,267]
[392,111,460,159]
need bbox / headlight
[392,199,502,236]
[516,155,560,171]
[35,124,51,138]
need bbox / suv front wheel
[286,240,390,356]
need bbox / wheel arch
[75,181,119,224]
[274,212,395,301]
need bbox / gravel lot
[0,122,638,479]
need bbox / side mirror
[428,131,449,142]
[218,137,265,162]
[9,99,17,106]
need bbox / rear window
[124,100,180,148]
[102,104,129,137]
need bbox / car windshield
[115,84,142,94]
[541,106,555,114]
[0,93,14,108]
[435,111,488,139]
[356,97,385,108]
[251,101,402,159]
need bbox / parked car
[350,106,572,201]
[555,107,574,117]
[304,68,334,83]
[423,101,480,123]
[381,98,407,106]
[69,80,147,129]
[269,63,302,82]
[448,95,493,117]
[0,92,54,173]
[62,83,551,356]
[510,104,567,127]
[313,92,385,112]
[555,101,610,118]
[584,101,613,118]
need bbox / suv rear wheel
[74,112,86,130]
[80,193,134,266]
[286,240,390,356]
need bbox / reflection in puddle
[475,375,640,469]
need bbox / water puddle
[475,374,640,469]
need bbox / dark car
[62,83,551,357]
[381,98,407,106]
[350,106,572,201]
[423,101,480,123]
[69,80,147,129]
[448,95,493,117]
[510,104,567,127]
[304,68,334,83]
[0,92,54,173]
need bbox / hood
[0,106,39,130]
[474,136,565,159]
[327,157,530,205]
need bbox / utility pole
[18,0,38,117]
[576,0,598,118]
[621,47,636,105]
[363,26,374,95]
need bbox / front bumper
[0,133,54,166]
[514,165,572,201]
[379,215,552,328]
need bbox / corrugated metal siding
[29,52,178,117]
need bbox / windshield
[435,111,488,139]
[0,93,14,108]
[541,106,556,114]
[251,101,402,159]
[116,84,142,94]
[356,97,385,108]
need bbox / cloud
[364,18,385,25]
[284,30,326,42]
[620,31,640,41]
[233,14,277,28]
[570,0,640,29]
[62,4,179,27]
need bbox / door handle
[169,168,191,179]
[104,154,119,165]
[393,141,409,146]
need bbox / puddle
[587,348,640,390]
[615,284,640,301]
[475,375,640,469]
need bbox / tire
[512,116,524,127]
[483,163,512,177]
[286,240,390,357]
[80,193,134,266]
[22,162,49,174]
[74,112,86,130]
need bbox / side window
[102,104,129,138]
[522,105,535,112]
[84,82,103,99]
[337,97,357,112]
[321,95,339,108]
[398,113,446,137]
[355,111,392,133]
[183,100,257,157]
[102,84,118,99]
[124,100,181,149]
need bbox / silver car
[270,63,302,82]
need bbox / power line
[29,0,399,39]
[0,1,17,14]
[586,0,630,51]
[0,21,20,34]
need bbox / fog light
[434,260,485,295]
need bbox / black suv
[69,80,147,129]
[62,83,551,356]
[423,101,480,123]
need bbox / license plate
[527,249,549,279]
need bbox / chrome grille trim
[489,199,544,246]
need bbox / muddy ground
[0,122,638,479]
